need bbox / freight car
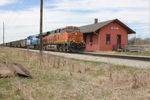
[6,39,27,48]
[10,40,20,47]
[19,39,27,48]
[43,26,85,52]
[5,42,11,47]
[4,35,40,49]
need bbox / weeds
[132,72,150,89]
[112,65,138,74]
[0,47,150,100]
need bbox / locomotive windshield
[66,28,80,32]
[66,29,73,32]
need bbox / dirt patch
[0,62,32,78]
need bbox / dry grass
[0,47,150,100]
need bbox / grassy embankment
[0,47,150,100]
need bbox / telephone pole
[39,0,43,65]
[40,0,43,53]
[149,0,150,36]
[3,22,5,46]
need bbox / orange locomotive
[43,26,85,52]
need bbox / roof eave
[114,19,136,34]
[128,32,136,34]
[82,31,94,34]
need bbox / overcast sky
[0,0,150,43]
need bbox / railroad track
[18,47,150,62]
[76,52,150,61]
[44,50,150,62]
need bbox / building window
[84,35,87,43]
[90,34,93,46]
[106,34,111,45]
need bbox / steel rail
[76,52,150,61]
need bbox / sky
[0,0,150,43]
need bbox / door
[117,35,121,49]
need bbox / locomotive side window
[36,36,39,38]
[60,29,64,33]
[106,34,111,45]
[58,29,61,32]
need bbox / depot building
[80,19,136,51]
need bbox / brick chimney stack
[94,18,98,24]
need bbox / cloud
[47,0,149,10]
[46,0,150,38]
[0,7,40,43]
[0,0,17,6]
[46,0,149,22]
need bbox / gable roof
[79,19,136,34]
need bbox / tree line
[128,37,150,45]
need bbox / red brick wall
[99,22,128,51]
[85,34,99,51]
[85,22,128,51]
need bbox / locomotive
[27,35,40,49]
[43,26,85,52]
[3,26,85,52]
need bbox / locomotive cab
[27,35,40,49]
[64,26,85,52]
[65,27,83,43]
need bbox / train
[4,26,85,52]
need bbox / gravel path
[43,51,150,69]
[24,49,150,69]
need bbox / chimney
[94,18,98,24]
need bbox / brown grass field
[0,47,150,100]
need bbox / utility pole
[149,0,150,37]
[40,0,43,52]
[39,0,43,64]
[3,22,5,46]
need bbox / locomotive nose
[72,32,78,35]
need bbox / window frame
[106,34,111,45]
[90,34,93,46]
